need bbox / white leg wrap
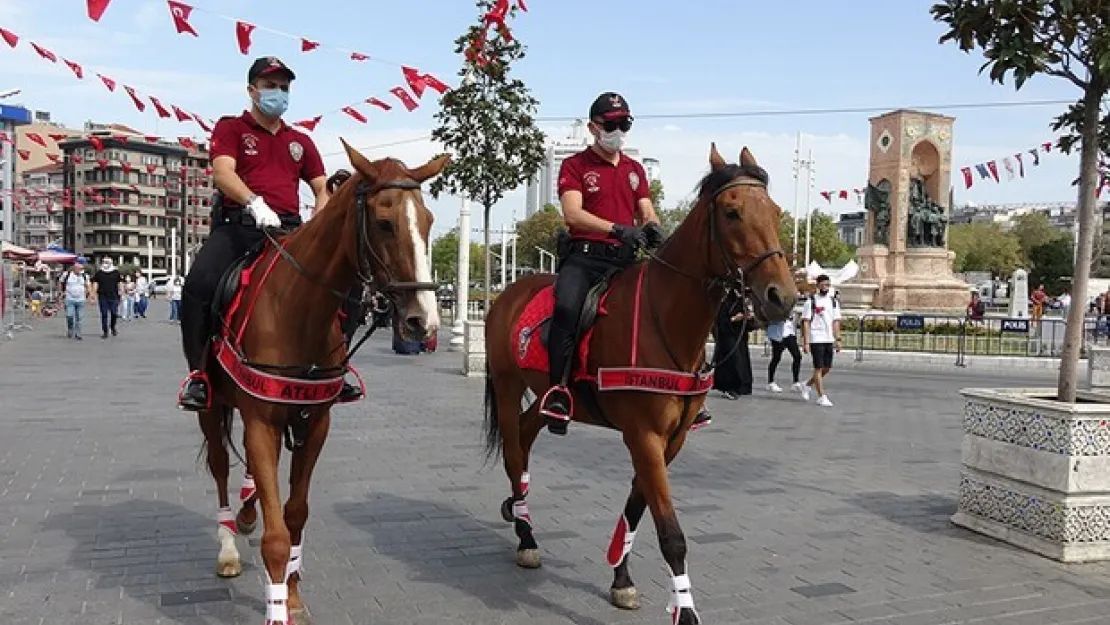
[520,471,530,497]
[265,583,288,624]
[285,544,303,582]
[240,474,256,502]
[512,500,531,522]
[666,571,697,619]
[216,508,238,560]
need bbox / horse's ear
[709,142,726,170]
[340,137,379,179]
[410,153,451,183]
[740,146,759,168]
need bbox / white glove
[246,195,282,229]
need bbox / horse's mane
[696,163,770,199]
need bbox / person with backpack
[801,274,842,408]
[58,259,91,340]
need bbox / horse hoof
[216,559,242,578]
[500,497,515,523]
[290,606,310,625]
[516,548,541,569]
[609,586,639,610]
[236,514,257,536]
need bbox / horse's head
[697,143,797,322]
[339,139,450,342]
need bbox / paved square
[2,304,1110,624]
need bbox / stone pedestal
[463,321,485,377]
[952,387,1110,562]
[1088,346,1110,389]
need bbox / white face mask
[598,129,626,153]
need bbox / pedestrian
[766,314,803,394]
[711,289,753,400]
[89,257,123,339]
[58,260,91,340]
[168,276,183,323]
[135,270,149,318]
[122,275,136,321]
[801,274,842,407]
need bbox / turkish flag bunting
[144,135,159,143]
[0,132,8,144]
[389,87,419,111]
[191,114,212,132]
[401,66,428,98]
[88,136,104,151]
[167,1,199,36]
[341,107,368,123]
[294,116,322,131]
[301,38,319,52]
[1014,153,1025,177]
[986,160,1000,182]
[71,154,83,164]
[0,27,18,48]
[97,159,109,169]
[1042,142,1053,152]
[350,52,369,61]
[97,73,117,91]
[171,105,192,122]
[122,162,132,173]
[16,149,30,161]
[838,190,848,200]
[123,85,147,111]
[60,59,84,79]
[30,42,57,62]
[235,21,255,55]
[960,167,973,189]
[485,0,509,28]
[820,191,832,203]
[146,164,157,174]
[366,97,392,111]
[178,137,196,149]
[149,96,172,118]
[112,134,130,142]
[87,0,112,22]
[25,133,47,148]
[421,73,450,94]
[516,0,528,10]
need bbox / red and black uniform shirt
[556,147,650,244]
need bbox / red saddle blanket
[513,285,609,383]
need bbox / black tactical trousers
[548,251,627,386]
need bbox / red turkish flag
[89,136,104,151]
[97,159,109,170]
[204,166,213,176]
[144,135,160,143]
[146,164,157,174]
[123,86,147,111]
[235,21,255,55]
[171,105,192,122]
[484,0,509,28]
[366,97,392,111]
[1042,141,1053,152]
[63,59,84,78]
[97,73,117,92]
[122,162,132,173]
[820,191,832,203]
[87,0,112,22]
[149,96,172,118]
[516,0,528,10]
[301,38,319,52]
[401,66,428,98]
[166,1,199,36]
[25,132,47,148]
[112,134,130,143]
[421,73,450,94]
[30,42,57,62]
[0,27,18,48]
[341,107,368,123]
[960,167,973,189]
[178,137,196,150]
[389,87,419,111]
[293,116,322,131]
[838,189,848,200]
[49,133,68,142]
[72,154,83,164]
[191,114,212,132]
[350,52,369,61]
[16,149,30,161]
[986,160,1000,182]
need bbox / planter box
[463,321,485,377]
[952,387,1110,562]
[1089,346,1110,389]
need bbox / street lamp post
[449,196,471,351]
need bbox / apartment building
[16,162,64,249]
[57,126,212,276]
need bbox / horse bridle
[351,178,438,294]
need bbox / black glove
[643,222,665,249]
[610,224,647,249]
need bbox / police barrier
[849,313,968,366]
[1,260,34,341]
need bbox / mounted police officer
[178,56,361,411]
[538,92,665,435]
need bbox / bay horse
[191,140,447,625]
[482,144,797,625]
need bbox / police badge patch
[289,141,304,162]
[629,171,640,191]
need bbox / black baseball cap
[589,92,632,121]
[248,56,296,84]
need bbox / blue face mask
[255,88,288,117]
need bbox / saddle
[538,266,620,348]
[211,241,268,322]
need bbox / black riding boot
[178,290,211,412]
[540,324,574,435]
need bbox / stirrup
[540,385,573,435]
[177,370,211,411]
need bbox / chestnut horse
[482,145,797,625]
[193,141,446,625]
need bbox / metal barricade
[1,260,34,341]
[849,312,968,365]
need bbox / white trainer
[801,384,812,401]
[816,395,834,407]
[767,382,783,393]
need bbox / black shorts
[811,343,834,369]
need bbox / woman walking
[766,314,803,393]
[712,289,754,400]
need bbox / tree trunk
[1057,85,1105,402]
[483,206,492,313]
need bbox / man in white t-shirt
[801,274,842,407]
[58,259,91,340]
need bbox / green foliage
[657,200,691,237]
[649,179,664,209]
[514,203,563,267]
[777,212,851,266]
[1010,211,1063,259]
[430,229,485,284]
[429,0,546,305]
[948,223,1024,275]
[1028,237,1075,294]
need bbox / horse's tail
[196,405,246,471]
[483,363,504,462]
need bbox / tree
[1010,211,1062,261]
[514,203,563,268]
[657,200,692,237]
[431,229,486,286]
[932,0,1110,401]
[649,179,664,210]
[948,223,1024,276]
[429,0,546,309]
[1029,237,1075,295]
[777,212,852,266]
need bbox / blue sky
[0,0,1086,238]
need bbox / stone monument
[837,109,970,311]
[1008,269,1029,319]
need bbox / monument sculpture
[838,109,970,311]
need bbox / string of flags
[818,141,1063,204]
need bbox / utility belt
[211,192,302,230]
[564,238,635,262]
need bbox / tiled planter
[463,321,485,377]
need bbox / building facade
[837,211,867,247]
[1,103,32,242]
[58,125,212,276]
[17,163,64,249]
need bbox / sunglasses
[595,118,633,133]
